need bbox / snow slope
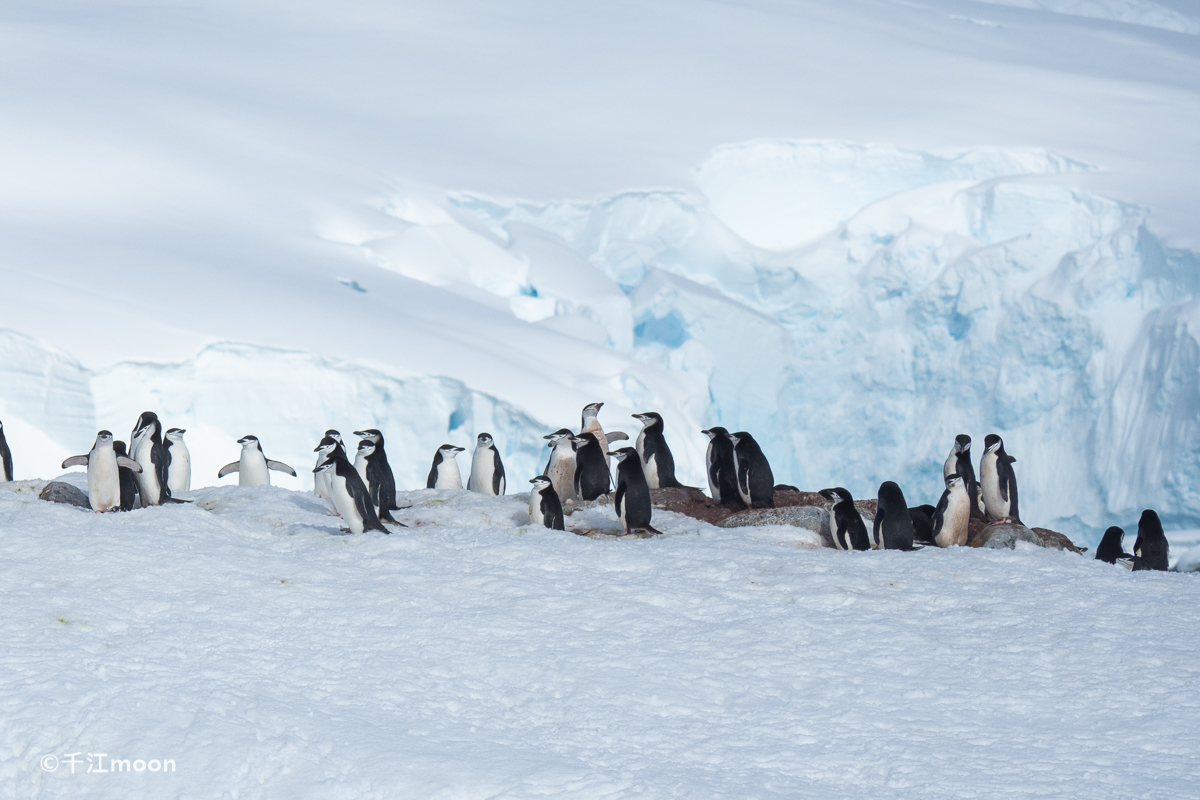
[4,481,1199,798]
[3,0,1200,545]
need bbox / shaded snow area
[974,0,1200,34]
[4,482,1199,797]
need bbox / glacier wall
[441,140,1200,539]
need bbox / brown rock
[969,521,1044,549]
[1032,527,1088,553]
[647,487,740,525]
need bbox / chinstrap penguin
[542,428,578,503]
[910,504,937,545]
[353,429,401,522]
[730,431,774,509]
[580,402,627,469]
[874,481,916,550]
[218,435,297,486]
[313,452,387,534]
[130,411,176,506]
[931,475,971,547]
[427,444,465,489]
[163,428,191,494]
[62,430,143,512]
[571,432,611,501]
[944,434,985,520]
[313,434,345,500]
[632,412,683,489]
[1095,526,1133,566]
[0,419,12,482]
[467,433,506,496]
[610,447,659,536]
[112,440,140,511]
[1131,510,1169,571]
[820,487,870,551]
[701,427,739,505]
[528,476,565,530]
[980,434,1019,523]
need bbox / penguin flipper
[266,460,297,477]
[116,456,143,472]
[606,431,629,442]
[218,462,240,478]
[62,455,89,468]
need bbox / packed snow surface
[4,479,1199,797]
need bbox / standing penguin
[1095,526,1133,566]
[874,481,916,550]
[979,434,1019,523]
[944,434,985,520]
[931,475,971,547]
[353,429,400,523]
[1131,510,1169,571]
[467,433,506,496]
[427,444,465,489]
[701,427,739,505]
[61,431,143,512]
[571,432,611,501]
[819,487,870,551]
[609,447,659,536]
[542,429,578,503]
[632,412,683,489]
[112,441,140,511]
[129,411,172,506]
[218,435,297,486]
[354,439,376,500]
[528,476,565,530]
[313,452,387,534]
[313,434,345,500]
[580,402,628,468]
[0,419,12,481]
[730,432,774,509]
[163,428,191,494]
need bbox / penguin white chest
[979,451,1006,519]
[470,449,496,495]
[937,490,971,547]
[167,445,191,493]
[329,472,366,533]
[642,451,659,490]
[239,449,271,486]
[354,453,371,496]
[528,491,545,525]
[87,450,122,512]
[546,448,575,501]
[434,458,461,490]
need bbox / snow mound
[3,484,1199,797]
[975,0,1200,34]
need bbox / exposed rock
[717,506,832,546]
[1032,527,1088,553]
[648,487,739,525]
[774,490,829,509]
[39,481,90,509]
[969,521,1044,549]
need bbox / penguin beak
[353,430,368,437]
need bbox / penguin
[609,447,659,536]
[0,419,12,481]
[580,402,627,468]
[910,503,937,545]
[931,475,971,547]
[528,476,565,530]
[218,435,297,486]
[730,431,774,509]
[163,428,191,494]
[819,487,870,551]
[354,439,376,501]
[313,452,387,534]
[1095,526,1133,566]
[701,427,740,505]
[571,431,611,501]
[129,411,173,506]
[1131,510,1169,571]
[944,434,985,520]
[542,429,578,503]
[313,434,345,500]
[61,430,143,512]
[112,440,139,511]
[632,412,683,489]
[427,444,465,489]
[467,432,505,496]
[874,481,916,550]
[353,429,400,523]
[979,434,1019,523]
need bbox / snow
[975,0,1200,34]
[5,480,1200,797]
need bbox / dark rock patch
[1032,527,1088,553]
[39,481,90,509]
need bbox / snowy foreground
[4,478,1199,799]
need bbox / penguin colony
[0,410,1178,564]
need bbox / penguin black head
[477,433,494,447]
[954,434,971,451]
[438,444,465,456]
[633,412,663,429]
[819,487,853,504]
[983,434,1003,453]
[96,430,114,443]
[729,431,756,447]
[325,429,342,441]
[238,435,260,449]
[529,476,551,488]
[113,440,128,456]
[583,402,603,414]
[312,456,336,474]
[945,474,965,491]
[133,411,159,437]
[357,440,376,456]
[544,428,573,442]
[701,426,730,440]
[314,435,339,452]
[607,447,636,462]
[570,432,599,447]
[1139,509,1164,537]
[165,428,186,440]
[354,429,383,444]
